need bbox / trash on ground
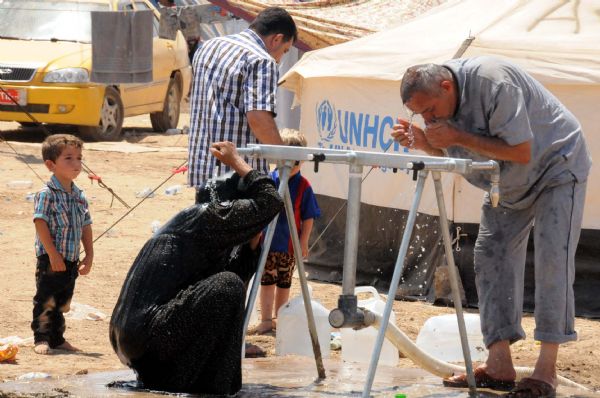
[65,302,107,321]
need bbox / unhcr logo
[316,100,336,143]
[314,99,403,153]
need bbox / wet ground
[0,356,596,398]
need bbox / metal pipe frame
[238,144,497,395]
[362,170,428,397]
[432,171,477,395]
[281,161,326,379]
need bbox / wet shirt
[443,56,591,209]
[33,175,92,262]
[268,170,321,253]
[188,29,278,187]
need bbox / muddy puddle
[0,356,595,397]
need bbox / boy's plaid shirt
[34,175,92,262]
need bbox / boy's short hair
[42,134,84,162]
[280,129,307,147]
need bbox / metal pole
[342,163,363,295]
[362,171,428,398]
[241,166,291,350]
[431,171,477,395]
[282,166,326,379]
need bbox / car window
[135,2,159,37]
[0,0,109,43]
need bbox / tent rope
[0,84,130,209]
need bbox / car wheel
[18,122,38,128]
[150,76,181,132]
[78,86,124,141]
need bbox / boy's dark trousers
[31,254,79,348]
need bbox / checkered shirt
[187,29,278,187]
[33,175,92,262]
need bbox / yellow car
[0,0,191,141]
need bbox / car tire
[78,86,124,141]
[150,76,181,133]
[18,122,38,128]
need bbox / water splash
[407,111,415,149]
[206,181,219,204]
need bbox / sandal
[443,367,516,391]
[505,377,556,397]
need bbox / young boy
[252,129,320,335]
[32,134,93,354]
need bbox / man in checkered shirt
[188,7,297,195]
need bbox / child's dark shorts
[260,251,295,289]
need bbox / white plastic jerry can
[276,287,331,358]
[341,286,399,366]
[415,313,488,362]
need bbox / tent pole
[362,170,428,398]
[282,161,327,379]
[431,171,477,394]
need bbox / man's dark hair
[400,64,453,104]
[249,7,297,43]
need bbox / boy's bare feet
[34,342,51,355]
[55,341,80,352]
[248,319,273,335]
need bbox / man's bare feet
[54,341,80,352]
[34,342,50,355]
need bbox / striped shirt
[33,175,92,262]
[187,28,279,187]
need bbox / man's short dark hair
[249,7,297,43]
[400,64,452,104]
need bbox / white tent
[281,0,600,228]
[277,0,600,315]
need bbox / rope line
[0,84,130,208]
[91,159,188,245]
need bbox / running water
[407,111,415,149]
[206,182,219,204]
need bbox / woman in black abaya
[109,142,282,395]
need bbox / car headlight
[43,68,89,83]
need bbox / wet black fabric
[109,171,282,395]
[31,254,79,348]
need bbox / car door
[119,0,175,115]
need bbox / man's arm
[425,122,531,164]
[246,110,284,145]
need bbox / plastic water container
[341,286,399,366]
[416,313,488,362]
[276,286,331,358]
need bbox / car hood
[0,39,91,71]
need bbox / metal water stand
[239,144,500,397]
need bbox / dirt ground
[1,115,599,394]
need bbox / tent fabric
[280,0,600,317]
[208,0,448,49]
[281,0,600,98]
